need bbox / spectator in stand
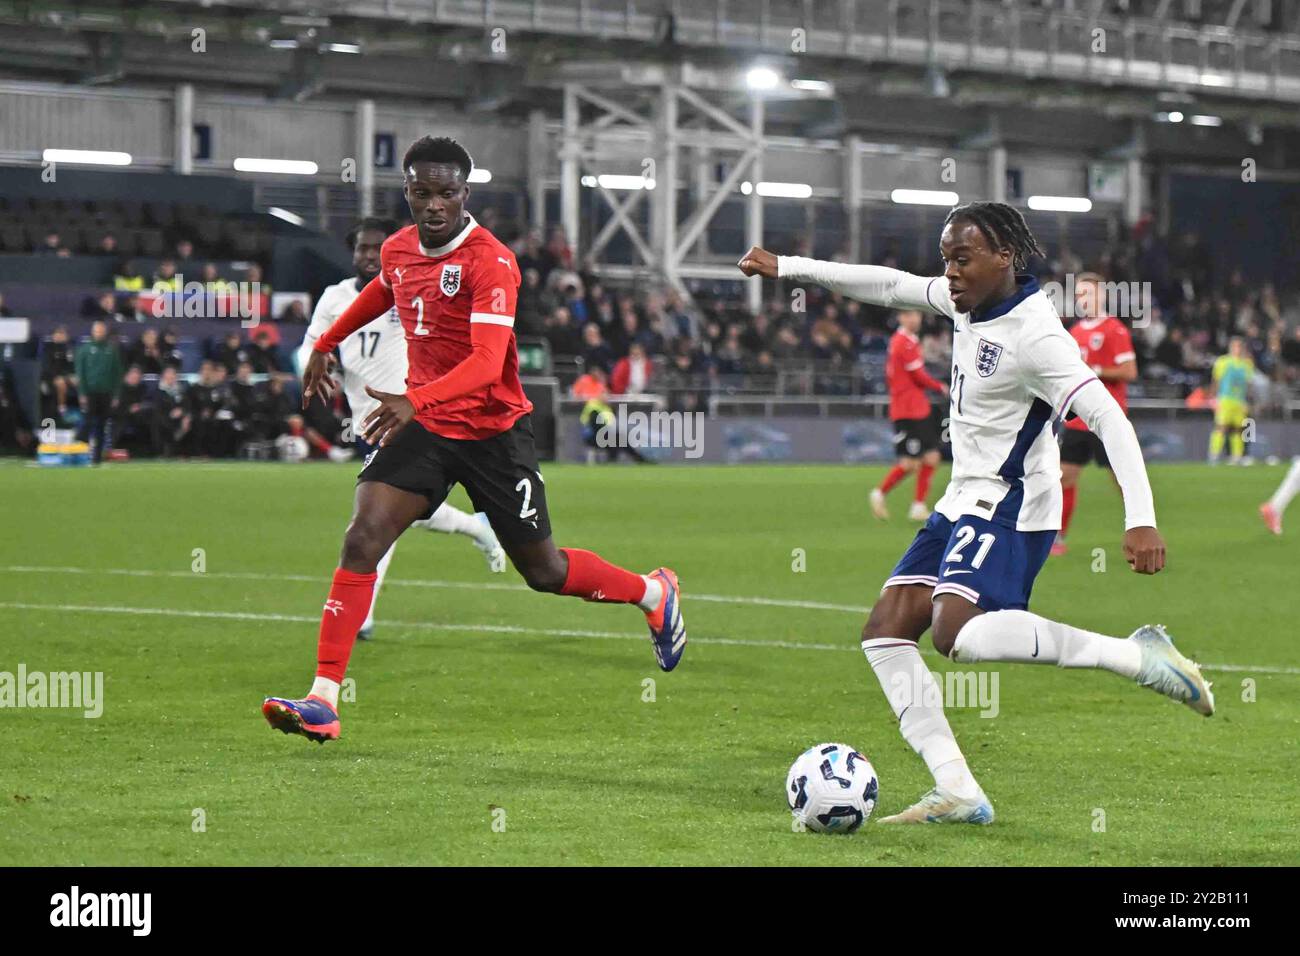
[0,291,13,317]
[201,262,231,293]
[713,324,747,376]
[262,376,294,438]
[545,225,573,273]
[277,300,308,323]
[39,325,77,424]
[246,263,272,296]
[544,306,582,357]
[113,365,154,456]
[748,349,778,391]
[515,228,551,279]
[97,234,119,257]
[152,259,180,292]
[187,359,237,457]
[81,291,127,322]
[153,365,190,456]
[248,327,282,373]
[113,259,146,292]
[73,320,124,464]
[516,268,545,336]
[37,230,64,256]
[571,365,609,401]
[159,326,185,368]
[581,321,616,374]
[611,342,654,395]
[213,331,248,373]
[175,238,195,263]
[126,328,166,374]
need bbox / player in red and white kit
[263,137,686,743]
[870,309,949,522]
[1053,273,1137,556]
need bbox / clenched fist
[737,246,779,279]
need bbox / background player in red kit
[870,309,949,522]
[1053,273,1137,556]
[262,137,686,743]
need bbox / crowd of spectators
[15,321,349,462]
[503,219,1300,409]
[4,214,1299,458]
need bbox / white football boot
[907,501,931,521]
[869,488,889,521]
[1128,624,1215,716]
[471,513,508,573]
[878,787,995,825]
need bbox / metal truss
[557,64,768,309]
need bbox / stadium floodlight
[269,39,299,50]
[467,168,492,183]
[233,158,319,175]
[1027,195,1093,213]
[890,188,959,206]
[1167,110,1185,123]
[1189,114,1222,127]
[323,43,361,54]
[42,148,131,166]
[746,67,780,90]
[740,181,814,199]
[596,174,654,190]
[1199,72,1231,87]
[580,175,598,187]
[268,207,306,227]
[790,79,832,93]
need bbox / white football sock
[309,677,340,709]
[416,502,482,539]
[862,637,982,800]
[359,542,395,632]
[636,575,663,613]
[1269,458,1300,513]
[950,610,1140,677]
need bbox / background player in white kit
[740,201,1214,825]
[298,218,506,641]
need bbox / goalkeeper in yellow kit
[1208,337,1255,464]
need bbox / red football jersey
[1066,316,1135,431]
[886,329,941,421]
[379,218,531,440]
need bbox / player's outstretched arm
[738,246,956,318]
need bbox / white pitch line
[0,565,871,614]
[0,601,849,653]
[0,600,1297,676]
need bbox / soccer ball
[786,742,879,834]
[275,434,310,462]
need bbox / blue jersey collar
[970,274,1039,323]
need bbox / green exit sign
[516,339,550,374]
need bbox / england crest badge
[440,263,462,296]
[975,337,1004,377]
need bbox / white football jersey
[299,276,407,425]
[779,259,1106,532]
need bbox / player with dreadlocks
[740,201,1213,825]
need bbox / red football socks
[879,465,908,494]
[1061,485,1077,536]
[315,567,378,683]
[915,463,934,502]
[559,547,647,604]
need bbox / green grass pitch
[0,458,1296,866]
